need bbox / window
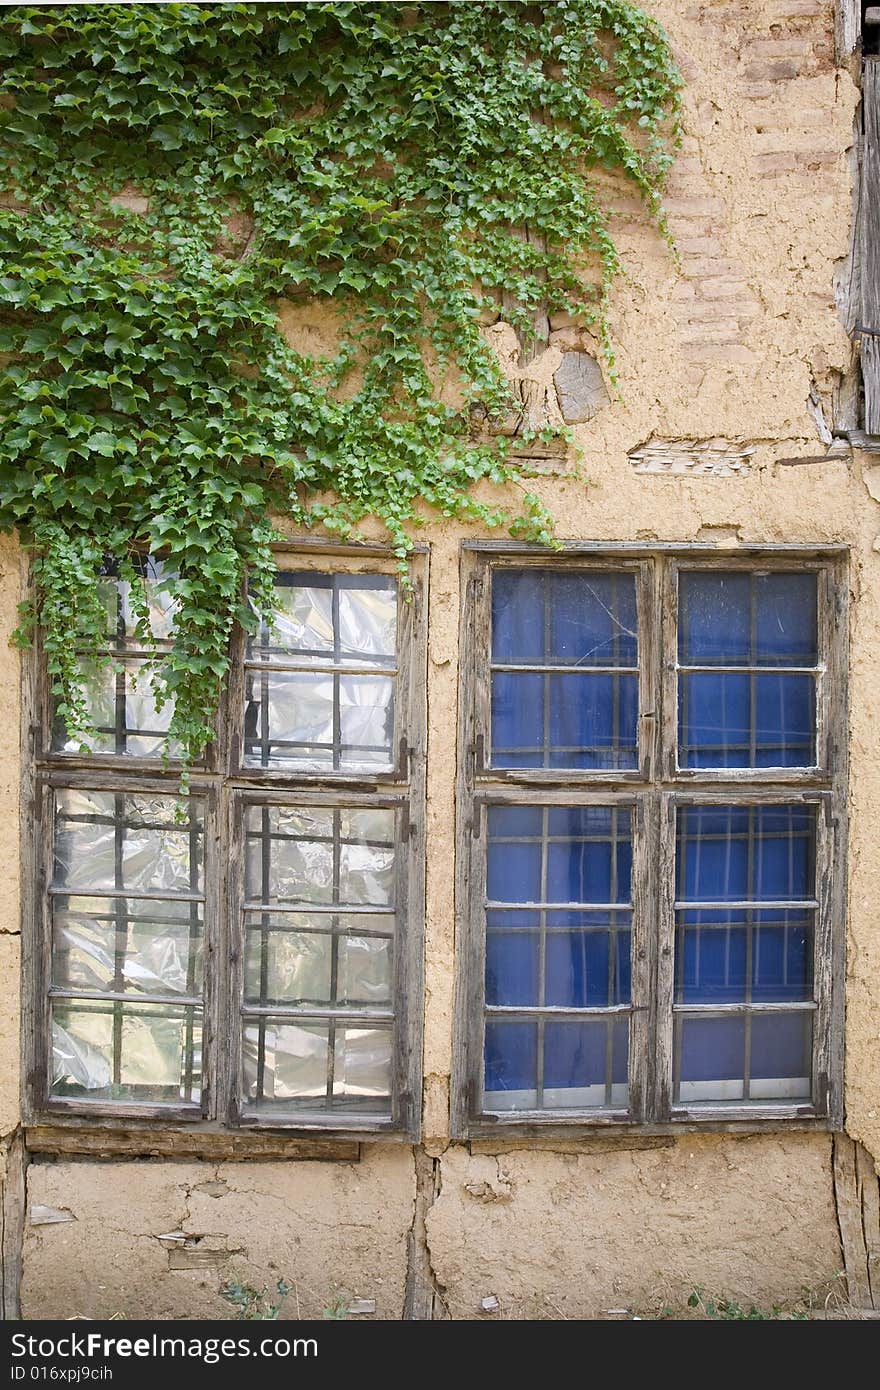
[454,547,846,1134]
[24,549,426,1138]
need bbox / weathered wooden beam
[25,1124,360,1162]
[836,1,862,64]
[1,1132,26,1321]
[860,61,880,433]
[833,1133,880,1309]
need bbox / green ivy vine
[0,1,680,765]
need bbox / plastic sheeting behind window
[244,805,395,907]
[53,898,203,998]
[241,1019,392,1113]
[53,790,203,896]
[51,1001,201,1104]
[247,574,397,667]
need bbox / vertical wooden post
[860,60,880,433]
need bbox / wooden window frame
[21,544,427,1151]
[453,543,847,1140]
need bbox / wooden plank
[24,1124,360,1162]
[835,0,862,64]
[396,554,428,1140]
[861,60,880,433]
[465,1117,831,1140]
[501,225,550,367]
[827,558,849,1128]
[834,1133,874,1307]
[451,553,482,1138]
[469,1135,675,1156]
[460,540,849,556]
[1,1132,26,1320]
[403,1147,443,1320]
[855,1142,880,1309]
[654,794,676,1118]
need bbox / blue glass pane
[754,574,817,666]
[752,919,812,1001]
[751,1013,812,1085]
[752,674,815,767]
[678,1016,744,1084]
[492,672,638,770]
[679,673,815,769]
[547,673,638,770]
[546,806,631,904]
[484,1021,537,1094]
[491,571,546,664]
[491,672,544,768]
[547,573,638,666]
[679,572,817,667]
[485,932,539,1006]
[676,910,813,1005]
[679,573,750,665]
[544,1018,628,1089]
[676,925,747,1003]
[487,806,543,837]
[546,927,631,1007]
[486,837,542,903]
[676,805,815,903]
[492,570,637,667]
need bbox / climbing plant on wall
[0,1,680,764]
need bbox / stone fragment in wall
[552,350,610,424]
[30,1204,75,1225]
[628,437,758,476]
[109,184,150,215]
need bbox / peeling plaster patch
[629,437,758,475]
[864,466,880,503]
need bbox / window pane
[543,1018,628,1109]
[492,671,638,770]
[242,1019,392,1114]
[750,1014,813,1098]
[492,571,637,666]
[52,559,180,759]
[490,569,639,771]
[486,910,631,1009]
[675,804,815,904]
[678,572,817,667]
[244,805,396,907]
[484,1020,537,1104]
[677,571,818,770]
[244,573,397,771]
[243,911,393,1008]
[674,803,816,1105]
[53,791,203,896]
[243,669,394,771]
[52,658,179,758]
[674,1012,812,1104]
[679,672,815,768]
[675,909,812,1005]
[53,897,203,998]
[51,1000,201,1104]
[484,1017,628,1110]
[486,804,632,906]
[247,573,396,667]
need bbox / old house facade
[1,0,880,1319]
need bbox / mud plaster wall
[7,0,880,1319]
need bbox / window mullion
[655,792,677,1119]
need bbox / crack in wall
[404,1146,447,1320]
